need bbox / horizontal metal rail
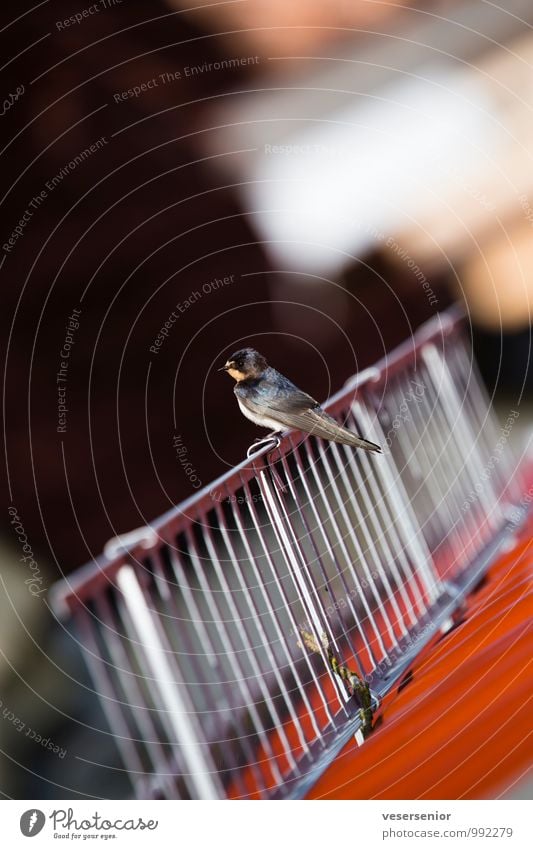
[50,305,527,800]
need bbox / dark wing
[243,378,381,452]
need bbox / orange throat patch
[227,367,247,382]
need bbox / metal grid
[51,306,525,800]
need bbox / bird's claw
[246,434,281,458]
[246,435,287,493]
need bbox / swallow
[220,348,381,452]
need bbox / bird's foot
[247,433,282,457]
[246,435,287,494]
[253,430,282,443]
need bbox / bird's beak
[218,361,231,372]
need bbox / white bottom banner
[3,799,530,848]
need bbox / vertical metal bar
[229,481,318,755]
[241,476,332,741]
[212,500,300,773]
[186,529,283,791]
[116,565,224,800]
[325,439,405,647]
[327,430,413,640]
[424,345,499,525]
[353,399,441,607]
[380,381,456,566]
[397,369,478,564]
[424,362,491,556]
[76,610,146,794]
[348,400,423,626]
[454,333,512,484]
[413,360,491,559]
[450,339,519,502]
[256,468,346,721]
[150,545,251,800]
[278,441,377,671]
[382,378,467,570]
[294,437,390,663]
[265,467,352,680]
[113,584,190,757]
[423,345,504,547]
[95,591,176,797]
[343,428,428,619]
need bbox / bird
[220,347,381,452]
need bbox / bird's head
[219,348,268,382]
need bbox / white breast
[237,399,282,432]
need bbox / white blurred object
[209,0,533,277]
[240,69,495,275]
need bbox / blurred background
[0,0,531,798]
